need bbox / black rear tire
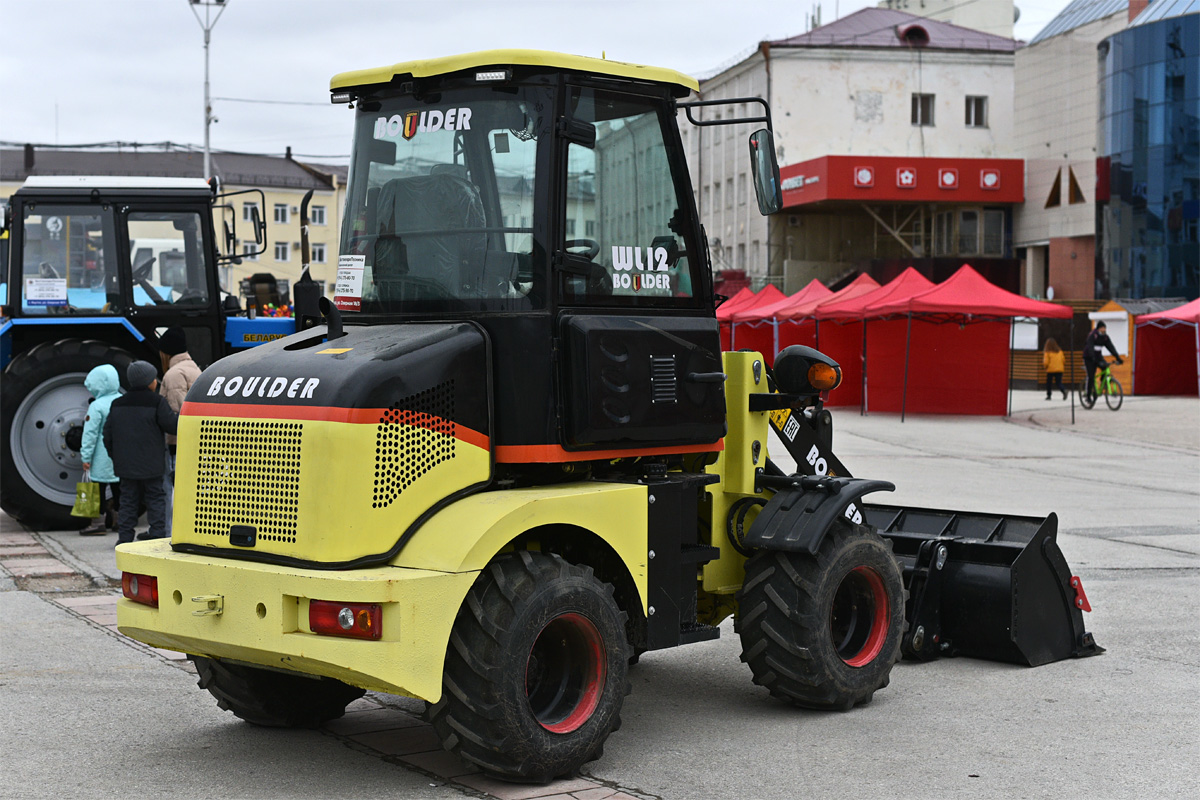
[736,519,905,710]
[1078,377,1096,410]
[1,339,134,530]
[191,656,365,727]
[428,551,629,783]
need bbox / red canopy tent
[727,280,830,365]
[716,287,761,351]
[813,268,936,413]
[721,284,787,352]
[1135,299,1200,396]
[870,265,1072,418]
[797,274,883,407]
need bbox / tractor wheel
[1,339,134,530]
[428,551,629,783]
[736,519,905,710]
[191,656,365,727]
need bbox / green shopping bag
[71,471,101,518]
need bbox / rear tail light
[122,572,159,607]
[309,600,382,640]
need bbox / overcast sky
[1,0,1072,164]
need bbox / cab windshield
[338,86,549,314]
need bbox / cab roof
[330,49,699,96]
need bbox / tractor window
[19,205,119,315]
[561,87,697,306]
[127,211,209,307]
[339,86,550,314]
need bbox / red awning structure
[729,280,831,368]
[722,284,786,351]
[815,267,935,321]
[1135,299,1200,396]
[717,287,763,351]
[871,264,1072,319]
[867,265,1071,419]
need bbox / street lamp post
[188,0,229,180]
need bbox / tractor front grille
[194,419,303,543]
[373,381,456,509]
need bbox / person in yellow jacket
[1043,337,1067,400]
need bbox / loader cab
[334,52,778,461]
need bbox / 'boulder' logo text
[207,376,320,400]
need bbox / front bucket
[864,504,1103,666]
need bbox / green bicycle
[1080,360,1123,411]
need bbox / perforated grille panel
[194,420,302,543]
[373,381,456,508]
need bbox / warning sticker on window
[334,254,366,312]
[25,278,68,307]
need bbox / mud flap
[745,475,895,554]
[863,504,1104,666]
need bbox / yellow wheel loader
[116,50,1099,783]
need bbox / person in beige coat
[158,327,201,537]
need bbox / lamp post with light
[188,0,229,180]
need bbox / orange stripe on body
[181,400,490,451]
[493,440,724,464]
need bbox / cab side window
[563,88,696,305]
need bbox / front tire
[1104,377,1124,410]
[736,519,905,710]
[428,551,629,783]
[1,339,134,529]
[191,656,365,727]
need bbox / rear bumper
[115,540,477,701]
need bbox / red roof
[872,264,1072,318]
[1137,298,1200,325]
[780,273,880,321]
[815,268,935,320]
[729,279,831,323]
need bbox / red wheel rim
[525,612,606,733]
[830,566,889,667]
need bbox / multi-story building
[1097,0,1199,300]
[683,7,1023,293]
[877,0,1018,39]
[0,146,345,301]
[1013,0,1129,300]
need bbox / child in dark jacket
[104,361,179,544]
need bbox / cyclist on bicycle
[1084,321,1122,401]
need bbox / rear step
[864,504,1104,666]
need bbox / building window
[274,241,289,261]
[1067,167,1086,204]
[965,96,988,128]
[737,173,747,207]
[725,178,733,209]
[585,220,595,237]
[274,204,289,225]
[242,202,259,222]
[981,210,1005,255]
[1045,169,1062,208]
[566,218,576,236]
[912,93,935,126]
[237,240,259,262]
[310,205,326,225]
[311,243,326,263]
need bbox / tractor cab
[329,51,781,462]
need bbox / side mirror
[748,129,782,216]
[223,219,236,254]
[250,205,265,245]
